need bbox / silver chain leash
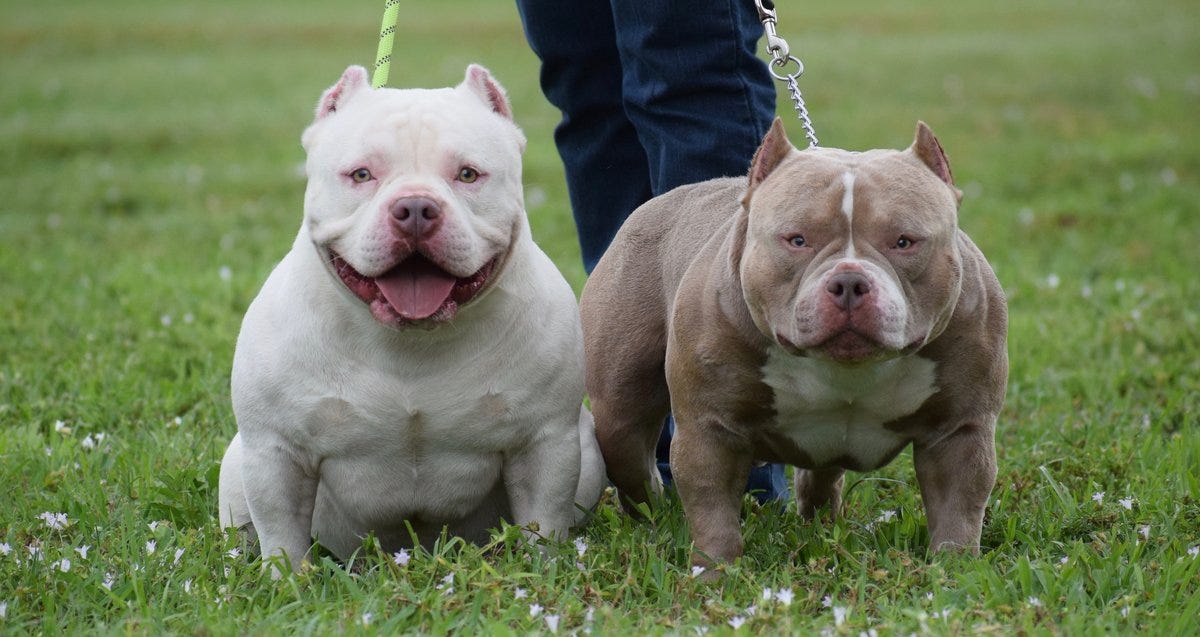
[754,0,819,148]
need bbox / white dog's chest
[760,349,938,469]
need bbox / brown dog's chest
[755,348,938,470]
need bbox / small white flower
[1188,546,1199,558]
[1120,606,1130,618]
[762,587,773,601]
[0,543,11,556]
[54,420,69,434]
[219,266,232,282]
[74,545,90,560]
[544,614,561,633]
[81,434,96,450]
[925,592,934,601]
[183,579,192,594]
[529,603,543,617]
[1059,556,1069,565]
[58,558,72,572]
[775,588,794,606]
[148,521,159,532]
[1046,274,1060,289]
[1119,497,1134,510]
[102,573,115,590]
[745,605,758,616]
[392,549,410,566]
[0,600,6,618]
[145,540,156,555]
[226,547,241,559]
[877,510,897,523]
[183,313,194,325]
[860,630,879,637]
[436,573,453,589]
[361,612,373,626]
[1028,596,1042,607]
[691,565,706,577]
[27,545,44,561]
[936,609,951,620]
[514,587,528,599]
[1081,284,1093,299]
[573,537,588,557]
[174,548,185,565]
[44,447,52,457]
[39,512,69,530]
[1138,525,1151,540]
[833,606,848,626]
[94,432,106,442]
[728,616,747,630]
[1092,491,1105,504]
[586,606,595,623]
[821,595,832,608]
[160,314,173,327]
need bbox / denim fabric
[517,0,788,502]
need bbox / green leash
[372,0,402,89]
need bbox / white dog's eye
[457,166,480,183]
[894,235,915,250]
[787,235,807,248]
[350,168,373,183]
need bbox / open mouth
[330,252,496,325]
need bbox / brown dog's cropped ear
[743,118,796,207]
[910,121,964,203]
[314,66,370,120]
[461,64,514,121]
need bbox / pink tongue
[375,257,458,319]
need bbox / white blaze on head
[841,171,856,257]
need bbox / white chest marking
[841,171,857,258]
[761,348,938,468]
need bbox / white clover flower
[392,549,410,566]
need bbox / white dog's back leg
[217,433,252,530]
[573,405,606,526]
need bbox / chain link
[754,0,819,148]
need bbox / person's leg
[611,0,788,502]
[516,0,652,272]
[610,0,777,194]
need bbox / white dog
[217,65,605,571]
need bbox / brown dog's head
[735,119,964,363]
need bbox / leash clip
[754,0,790,60]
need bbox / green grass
[2,0,1198,633]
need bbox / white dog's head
[300,64,528,329]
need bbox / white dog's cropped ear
[743,118,796,207]
[910,121,963,203]
[314,65,370,120]
[461,64,514,121]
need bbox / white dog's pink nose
[390,196,442,238]
[826,271,871,311]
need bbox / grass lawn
[2,0,1198,633]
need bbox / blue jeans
[517,0,788,502]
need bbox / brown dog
[581,119,1007,568]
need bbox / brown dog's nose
[826,271,871,310]
[390,196,442,238]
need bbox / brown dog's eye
[457,167,480,183]
[350,168,372,183]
